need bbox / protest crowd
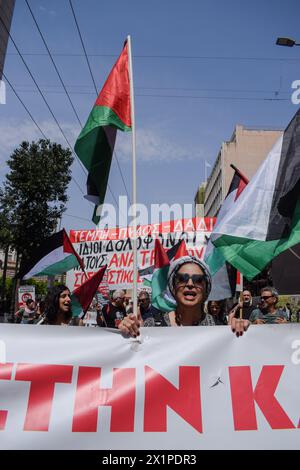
[10,254,295,338]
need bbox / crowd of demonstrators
[12,261,300,330]
[118,256,250,337]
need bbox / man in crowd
[15,299,36,324]
[15,298,37,324]
[137,291,162,327]
[229,289,258,320]
[249,287,288,324]
[96,290,127,328]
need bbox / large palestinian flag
[205,165,248,299]
[19,229,84,280]
[212,108,300,280]
[74,41,131,224]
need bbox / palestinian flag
[19,229,84,280]
[71,266,107,317]
[212,108,300,280]
[205,165,248,299]
[151,239,190,312]
[150,238,172,312]
[74,41,131,224]
[138,239,186,286]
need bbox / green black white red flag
[212,108,300,280]
[74,41,132,224]
[205,165,248,299]
[18,229,84,280]
[71,266,107,317]
[150,239,190,312]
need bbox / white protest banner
[18,286,35,308]
[67,217,215,292]
[0,324,300,449]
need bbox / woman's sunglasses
[175,273,206,287]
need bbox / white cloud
[39,5,57,17]
[0,119,204,174]
[115,128,203,163]
[0,118,80,178]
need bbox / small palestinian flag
[139,239,186,286]
[150,240,190,313]
[71,266,107,317]
[212,108,300,280]
[75,40,131,224]
[19,229,84,280]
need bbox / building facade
[194,182,206,217]
[0,0,15,79]
[204,125,283,216]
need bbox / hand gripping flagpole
[127,35,138,322]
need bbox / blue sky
[1,0,300,231]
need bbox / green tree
[0,139,73,311]
[23,278,48,298]
[0,139,73,261]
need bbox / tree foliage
[22,278,48,298]
[0,139,73,264]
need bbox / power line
[0,13,91,192]
[4,73,119,211]
[2,72,47,139]
[23,0,91,185]
[68,0,131,204]
[2,74,123,208]
[2,72,85,196]
[68,0,99,95]
[11,83,291,95]
[24,0,121,213]
[0,14,87,197]
[136,94,289,102]
[64,213,93,222]
[5,51,300,62]
[25,0,83,128]
[0,15,75,152]
[10,86,290,102]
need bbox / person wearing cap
[118,256,250,337]
[249,286,288,324]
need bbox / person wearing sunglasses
[118,256,250,337]
[97,289,127,328]
[249,287,288,324]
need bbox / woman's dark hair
[44,284,72,325]
[207,300,227,325]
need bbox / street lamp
[276,37,300,47]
